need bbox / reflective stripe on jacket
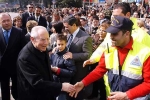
[105,41,150,99]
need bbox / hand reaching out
[61,83,76,93]
[83,59,94,67]
[69,81,84,98]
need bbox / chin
[41,48,46,52]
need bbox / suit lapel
[7,27,17,48]
[72,35,79,45]
[27,12,29,17]
[0,27,7,55]
[33,16,36,20]
[38,16,42,24]
[70,29,81,48]
[0,27,7,46]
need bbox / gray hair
[0,13,11,20]
[30,26,48,38]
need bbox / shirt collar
[2,28,12,33]
[72,27,79,40]
[29,12,33,15]
[27,32,31,35]
[35,16,40,18]
[116,37,133,50]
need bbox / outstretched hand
[61,83,76,93]
[69,81,84,98]
[83,59,93,67]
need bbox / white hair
[0,13,11,20]
[30,26,48,38]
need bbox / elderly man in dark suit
[27,6,47,28]
[0,13,26,100]
[63,16,93,100]
[21,3,34,33]
[17,26,75,100]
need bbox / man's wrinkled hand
[61,83,75,93]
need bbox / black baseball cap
[106,16,133,34]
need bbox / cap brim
[106,26,120,34]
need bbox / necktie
[67,34,73,49]
[4,30,9,44]
[30,13,32,16]
[36,17,39,22]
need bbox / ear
[126,12,131,18]
[73,23,76,27]
[125,31,130,37]
[30,37,34,42]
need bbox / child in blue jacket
[50,34,76,100]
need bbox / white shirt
[35,16,40,22]
[71,27,79,42]
[29,12,33,16]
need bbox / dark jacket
[21,12,30,28]
[27,16,47,28]
[0,26,26,73]
[25,32,30,43]
[68,29,93,99]
[17,42,62,100]
[50,47,76,83]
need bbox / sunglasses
[29,7,33,8]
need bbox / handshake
[61,81,84,98]
[62,82,129,100]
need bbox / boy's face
[57,40,66,52]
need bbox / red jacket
[82,38,150,99]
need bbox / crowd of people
[0,1,150,100]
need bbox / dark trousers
[0,68,18,100]
[89,63,107,100]
[91,78,106,100]
[69,90,84,100]
[58,91,68,100]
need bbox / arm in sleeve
[44,18,47,28]
[90,46,105,63]
[82,53,108,86]
[18,58,62,96]
[72,36,93,61]
[58,59,76,78]
[20,29,27,48]
[89,33,111,63]
[126,56,150,99]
